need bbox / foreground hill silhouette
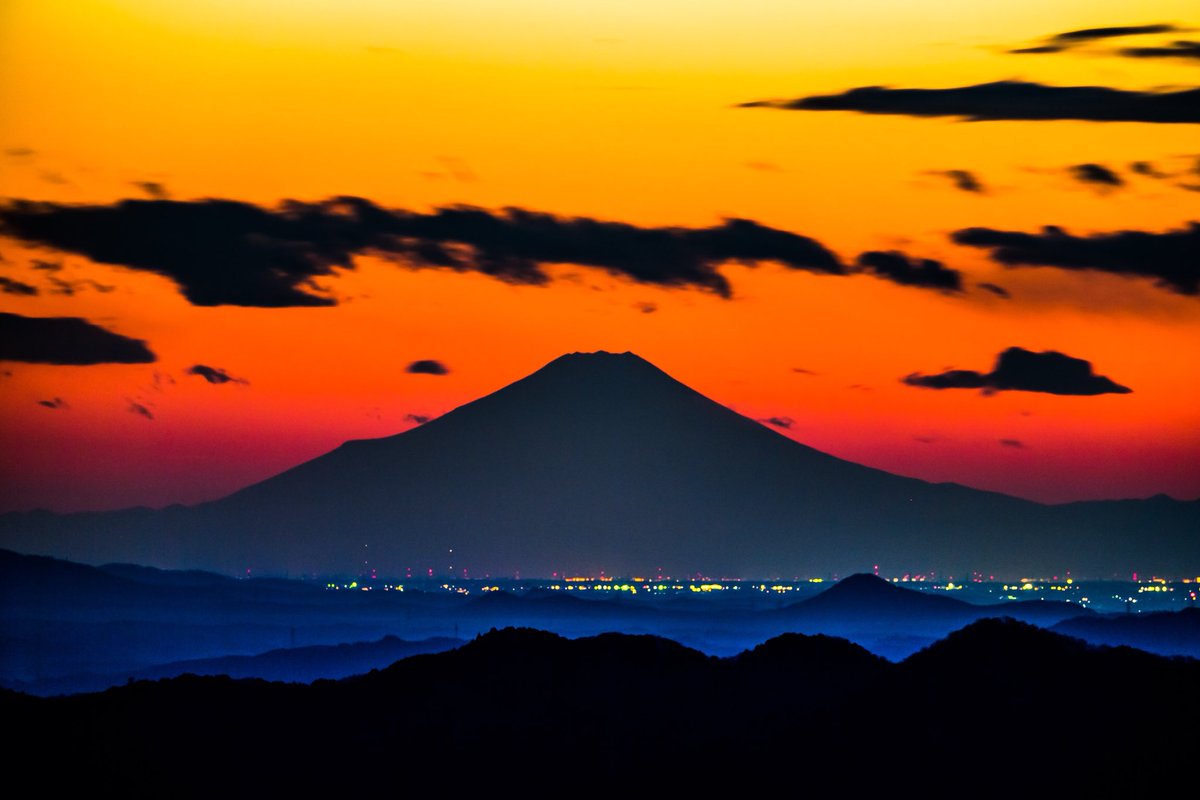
[5,623,1196,793]
[2,351,1197,576]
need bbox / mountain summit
[2,352,1196,577]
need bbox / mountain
[787,573,1092,624]
[771,573,1092,659]
[1051,607,1200,658]
[1,351,1196,577]
[790,572,976,618]
[7,634,464,696]
[5,625,1197,793]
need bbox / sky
[0,0,1197,513]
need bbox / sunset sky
[1,0,1197,513]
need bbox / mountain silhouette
[789,572,1092,623]
[1,351,1196,577]
[1051,607,1200,658]
[793,573,974,616]
[6,624,1197,794]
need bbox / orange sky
[1,0,1198,512]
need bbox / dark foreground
[6,620,1198,794]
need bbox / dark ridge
[4,624,1197,793]
[98,562,234,588]
[1051,607,1200,658]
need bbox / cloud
[903,347,1132,396]
[933,169,986,193]
[151,370,175,391]
[132,181,170,199]
[736,81,1200,123]
[0,197,846,306]
[0,276,38,296]
[1047,23,1181,43]
[855,250,963,292]
[31,259,63,272]
[951,222,1200,295]
[47,276,117,296]
[127,401,154,420]
[976,282,1011,298]
[1118,40,1200,60]
[1008,24,1185,54]
[761,416,795,429]
[405,413,431,425]
[1068,163,1124,187]
[37,397,68,410]
[1009,45,1068,54]
[406,359,449,375]
[1130,160,1169,178]
[792,367,818,376]
[999,438,1026,448]
[186,364,248,385]
[0,312,156,365]
[634,301,657,314]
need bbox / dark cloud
[1130,160,1169,178]
[1009,45,1068,54]
[405,413,432,425]
[999,438,1026,449]
[855,251,962,292]
[0,312,156,365]
[0,197,846,306]
[737,81,1200,123]
[903,347,1131,396]
[151,370,175,391]
[934,169,986,193]
[37,397,68,410]
[127,401,154,420]
[0,276,38,296]
[4,147,35,159]
[1068,163,1124,187]
[976,282,1011,298]
[951,222,1200,295]
[634,301,658,314]
[1049,23,1181,42]
[792,367,817,375]
[47,276,117,296]
[1118,40,1200,60]
[132,181,170,200]
[406,359,449,376]
[1010,24,1185,54]
[761,416,795,429]
[31,259,63,272]
[186,364,248,385]
[914,435,941,444]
